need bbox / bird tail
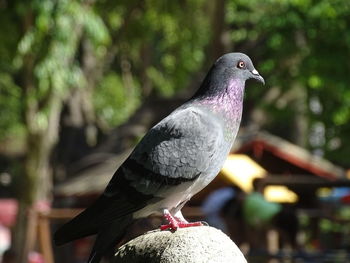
[87,214,133,263]
[54,205,99,246]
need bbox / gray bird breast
[186,106,240,195]
[160,105,240,209]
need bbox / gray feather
[126,107,223,194]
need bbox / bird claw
[200,221,209,226]
[160,209,205,231]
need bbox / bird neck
[189,78,245,143]
[194,78,245,121]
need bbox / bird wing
[55,107,223,245]
[105,106,224,196]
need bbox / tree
[3,1,110,261]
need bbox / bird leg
[160,209,204,231]
[173,210,189,223]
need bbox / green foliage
[0,4,23,138]
[1,0,111,136]
[0,74,24,138]
[1,0,350,168]
[100,0,209,96]
[0,0,210,142]
[94,73,140,126]
[91,0,210,125]
[16,0,110,93]
[226,0,350,166]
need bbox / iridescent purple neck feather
[195,78,245,121]
[191,77,245,142]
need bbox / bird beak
[251,69,265,85]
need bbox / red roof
[234,132,345,180]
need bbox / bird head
[192,52,264,99]
[214,52,265,85]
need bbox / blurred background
[0,0,350,262]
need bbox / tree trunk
[14,93,62,263]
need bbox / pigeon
[54,52,264,263]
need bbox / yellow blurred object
[264,185,298,203]
[316,187,332,198]
[347,169,350,179]
[220,154,267,192]
[220,154,298,203]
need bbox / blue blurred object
[201,187,236,232]
[319,187,350,202]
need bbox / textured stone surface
[113,226,247,263]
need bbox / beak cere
[251,69,265,85]
[252,69,259,75]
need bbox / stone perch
[113,226,247,263]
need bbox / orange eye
[237,61,245,69]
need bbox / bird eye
[237,61,245,69]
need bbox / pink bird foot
[160,209,205,231]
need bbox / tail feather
[87,215,133,263]
[54,203,100,246]
[55,186,149,246]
